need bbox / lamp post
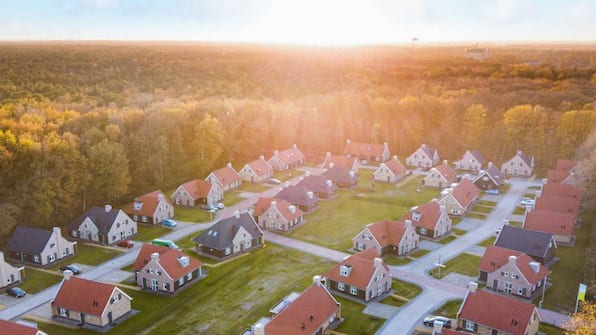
[539,275,547,309]
[434,255,446,279]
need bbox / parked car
[423,315,451,328]
[520,197,535,206]
[7,287,26,298]
[485,188,500,195]
[117,240,135,248]
[201,204,217,212]
[60,264,82,275]
[268,178,281,185]
[406,170,413,176]
[215,202,225,210]
[162,219,178,227]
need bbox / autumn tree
[565,301,596,335]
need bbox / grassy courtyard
[430,253,481,279]
[173,206,213,222]
[289,173,439,251]
[432,299,463,318]
[48,243,123,270]
[39,244,337,335]
[334,297,385,334]
[20,268,62,294]
[135,225,176,242]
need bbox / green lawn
[542,210,593,313]
[471,205,493,214]
[235,183,270,193]
[452,228,467,236]
[20,268,62,293]
[289,174,439,251]
[411,249,431,258]
[430,253,481,279]
[477,200,497,207]
[539,323,565,335]
[467,212,488,219]
[509,221,523,228]
[135,225,175,242]
[383,255,412,265]
[432,299,463,319]
[380,294,408,307]
[451,217,463,225]
[49,243,122,270]
[512,206,526,215]
[334,297,385,334]
[272,169,298,182]
[437,235,458,245]
[523,193,537,199]
[222,191,246,207]
[528,185,542,190]
[478,236,496,247]
[39,244,335,335]
[393,279,422,300]
[173,206,212,222]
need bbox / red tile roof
[323,249,388,289]
[0,319,44,335]
[265,282,340,335]
[524,209,575,236]
[322,155,357,170]
[122,190,169,217]
[479,246,523,273]
[435,164,458,183]
[514,253,550,284]
[133,244,202,280]
[179,179,213,200]
[383,157,406,176]
[246,158,273,177]
[344,141,387,157]
[52,277,129,316]
[252,197,304,222]
[541,183,583,199]
[401,200,443,230]
[547,169,571,183]
[459,290,538,335]
[275,147,305,166]
[366,220,408,248]
[442,329,475,335]
[451,179,480,209]
[209,165,240,187]
[535,195,581,213]
[556,159,576,171]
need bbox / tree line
[0,43,594,237]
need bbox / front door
[108,311,113,324]
[142,278,146,288]
[492,279,498,291]
[269,222,275,231]
[151,279,158,291]
[80,313,85,325]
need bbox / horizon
[1,0,595,46]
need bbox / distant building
[465,47,489,60]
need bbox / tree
[191,113,225,175]
[85,139,131,205]
[462,104,488,148]
[566,301,596,335]
[557,109,596,158]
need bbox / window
[504,282,513,294]
[350,286,358,295]
[111,294,120,304]
[142,216,148,223]
[34,255,40,263]
[59,308,69,317]
[187,272,193,280]
[178,278,184,286]
[225,248,231,255]
[504,272,509,277]
[420,228,427,235]
[363,234,372,240]
[465,321,475,331]
[338,282,345,291]
[518,287,524,295]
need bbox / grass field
[432,299,463,319]
[478,236,496,247]
[471,205,493,214]
[393,279,423,300]
[411,249,431,258]
[467,212,488,219]
[135,225,175,242]
[477,200,497,207]
[452,228,467,236]
[430,253,481,279]
[49,243,123,270]
[437,235,458,245]
[173,206,212,222]
[512,206,526,215]
[384,255,412,265]
[288,173,439,251]
[20,268,62,293]
[235,183,270,193]
[542,209,593,313]
[334,297,385,334]
[539,323,565,335]
[39,244,336,335]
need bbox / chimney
[53,227,62,238]
[326,180,333,187]
[529,261,540,274]
[405,220,412,228]
[63,269,73,281]
[271,200,277,209]
[292,143,297,149]
[0,251,4,263]
[234,210,240,219]
[254,323,265,335]
[443,160,448,166]
[259,154,264,160]
[104,204,112,212]
[384,142,389,149]
[439,205,446,213]
[284,181,290,188]
[329,162,335,169]
[374,257,383,268]
[488,161,493,168]
[313,275,322,286]
[508,255,517,264]
[422,143,426,148]
[274,150,279,155]
[151,252,160,261]
[157,193,165,202]
[226,162,232,168]
[517,150,523,155]
[288,205,296,213]
[393,155,398,161]
[307,191,314,199]
[349,170,355,178]
[432,320,444,334]
[468,281,478,293]
[346,139,351,145]
[535,190,542,199]
[305,170,311,177]
[326,152,331,157]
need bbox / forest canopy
[0,42,594,234]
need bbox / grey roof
[421,144,436,158]
[7,226,53,254]
[471,150,486,164]
[275,185,320,206]
[516,151,533,167]
[296,175,337,194]
[473,164,505,186]
[495,226,554,259]
[192,213,262,250]
[68,206,121,234]
[322,167,358,184]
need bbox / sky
[0,0,594,45]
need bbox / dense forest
[0,42,595,236]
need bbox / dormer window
[340,264,352,277]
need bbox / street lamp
[434,254,446,279]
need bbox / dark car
[201,204,217,212]
[423,315,451,328]
[117,240,135,248]
[7,287,26,298]
[60,264,82,275]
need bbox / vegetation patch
[437,235,458,245]
[40,244,335,335]
[450,217,463,225]
[430,253,481,279]
[508,221,523,228]
[478,236,496,247]
[432,299,463,319]
[334,297,385,334]
[452,228,467,236]
[135,225,175,242]
[538,323,565,335]
[477,200,497,207]
[235,183,269,193]
[523,193,537,199]
[471,205,494,214]
[380,294,408,307]
[383,255,412,265]
[528,186,542,190]
[173,206,212,223]
[410,249,431,258]
[289,174,438,251]
[467,212,488,220]
[393,279,423,300]
[20,268,62,293]
[49,243,122,269]
[512,206,526,215]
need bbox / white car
[520,197,535,206]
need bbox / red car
[117,240,134,248]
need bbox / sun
[245,0,397,46]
